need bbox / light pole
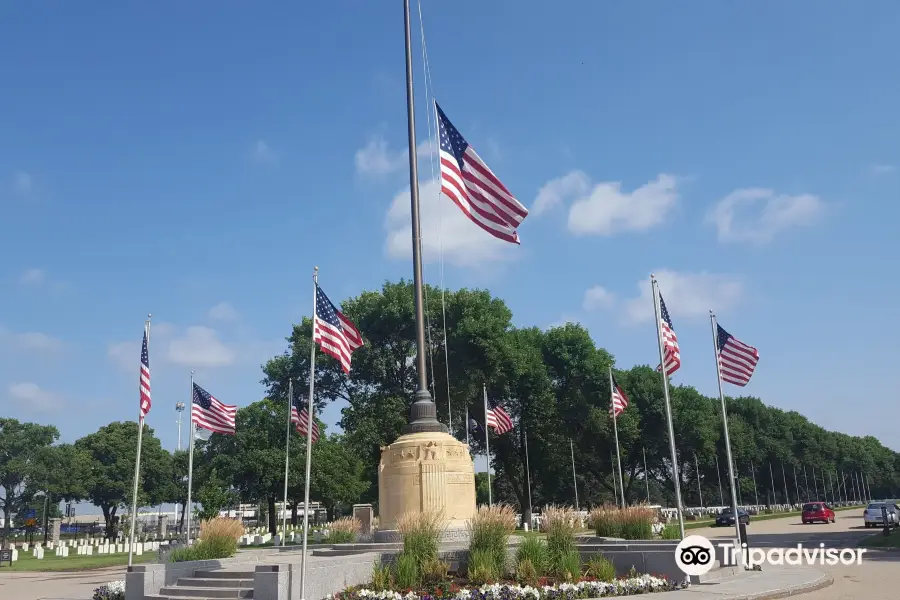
[176,402,185,451]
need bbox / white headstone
[10,549,18,562]
[35,547,44,559]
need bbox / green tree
[196,469,237,521]
[75,421,171,538]
[0,419,59,538]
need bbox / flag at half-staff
[313,283,363,374]
[185,379,236,544]
[436,102,529,244]
[291,395,320,443]
[608,367,627,508]
[715,324,760,387]
[485,398,513,435]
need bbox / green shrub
[467,504,516,580]
[394,552,419,590]
[541,505,578,579]
[515,536,548,576]
[557,550,583,582]
[327,517,361,544]
[467,548,500,585]
[371,562,393,590]
[585,554,615,581]
[660,522,680,540]
[515,558,539,587]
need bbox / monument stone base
[377,431,476,533]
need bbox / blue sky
[2,0,899,495]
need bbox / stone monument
[49,518,61,543]
[376,391,476,540]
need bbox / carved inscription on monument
[446,473,470,484]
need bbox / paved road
[4,510,900,599]
[691,508,900,599]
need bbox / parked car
[715,508,750,526]
[801,502,835,523]
[863,502,900,528]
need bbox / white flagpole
[465,406,470,448]
[523,426,533,525]
[185,371,196,544]
[571,440,580,510]
[643,446,650,503]
[483,384,492,506]
[300,267,318,600]
[128,316,150,567]
[281,379,293,546]
[609,366,626,509]
[709,311,742,546]
[651,275,685,539]
[695,453,704,508]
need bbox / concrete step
[177,578,254,588]
[192,570,256,579]
[158,587,253,598]
[147,596,250,600]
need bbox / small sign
[0,549,11,566]
[25,519,37,527]
[25,508,36,519]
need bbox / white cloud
[0,330,63,352]
[706,188,823,244]
[583,286,615,311]
[355,136,436,176]
[20,268,45,285]
[7,382,63,411]
[167,326,236,368]
[870,164,896,175]
[623,269,744,325]
[252,140,276,163]
[209,302,239,322]
[532,171,591,216]
[14,171,32,194]
[108,322,237,371]
[384,178,518,266]
[568,174,680,236]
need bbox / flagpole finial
[147,313,152,320]
[650,273,656,280]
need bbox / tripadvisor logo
[675,535,868,574]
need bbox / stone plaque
[353,504,374,535]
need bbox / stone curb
[721,571,834,600]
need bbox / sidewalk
[0,565,125,600]
[653,565,832,600]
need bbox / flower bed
[333,574,685,600]
[92,580,125,600]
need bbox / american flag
[436,102,528,244]
[716,323,759,387]
[656,292,681,375]
[485,395,513,435]
[314,283,363,374]
[139,325,151,418]
[290,396,320,443]
[191,383,237,435]
[610,372,628,418]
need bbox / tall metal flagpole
[465,406,470,448]
[483,384,492,506]
[803,465,809,502]
[652,276,685,538]
[768,463,777,506]
[300,267,318,600]
[828,471,836,505]
[609,367,625,509]
[523,427,533,526]
[750,461,759,506]
[709,311,741,545]
[854,471,862,503]
[643,447,650,503]
[610,449,617,504]
[694,453,703,508]
[128,316,150,567]
[571,440,580,510]
[782,463,790,507]
[186,371,195,544]
[812,466,820,500]
[793,466,801,506]
[401,0,446,437]
[715,455,724,505]
[281,379,293,546]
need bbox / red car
[802,502,835,524]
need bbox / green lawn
[858,528,900,549]
[0,550,155,572]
